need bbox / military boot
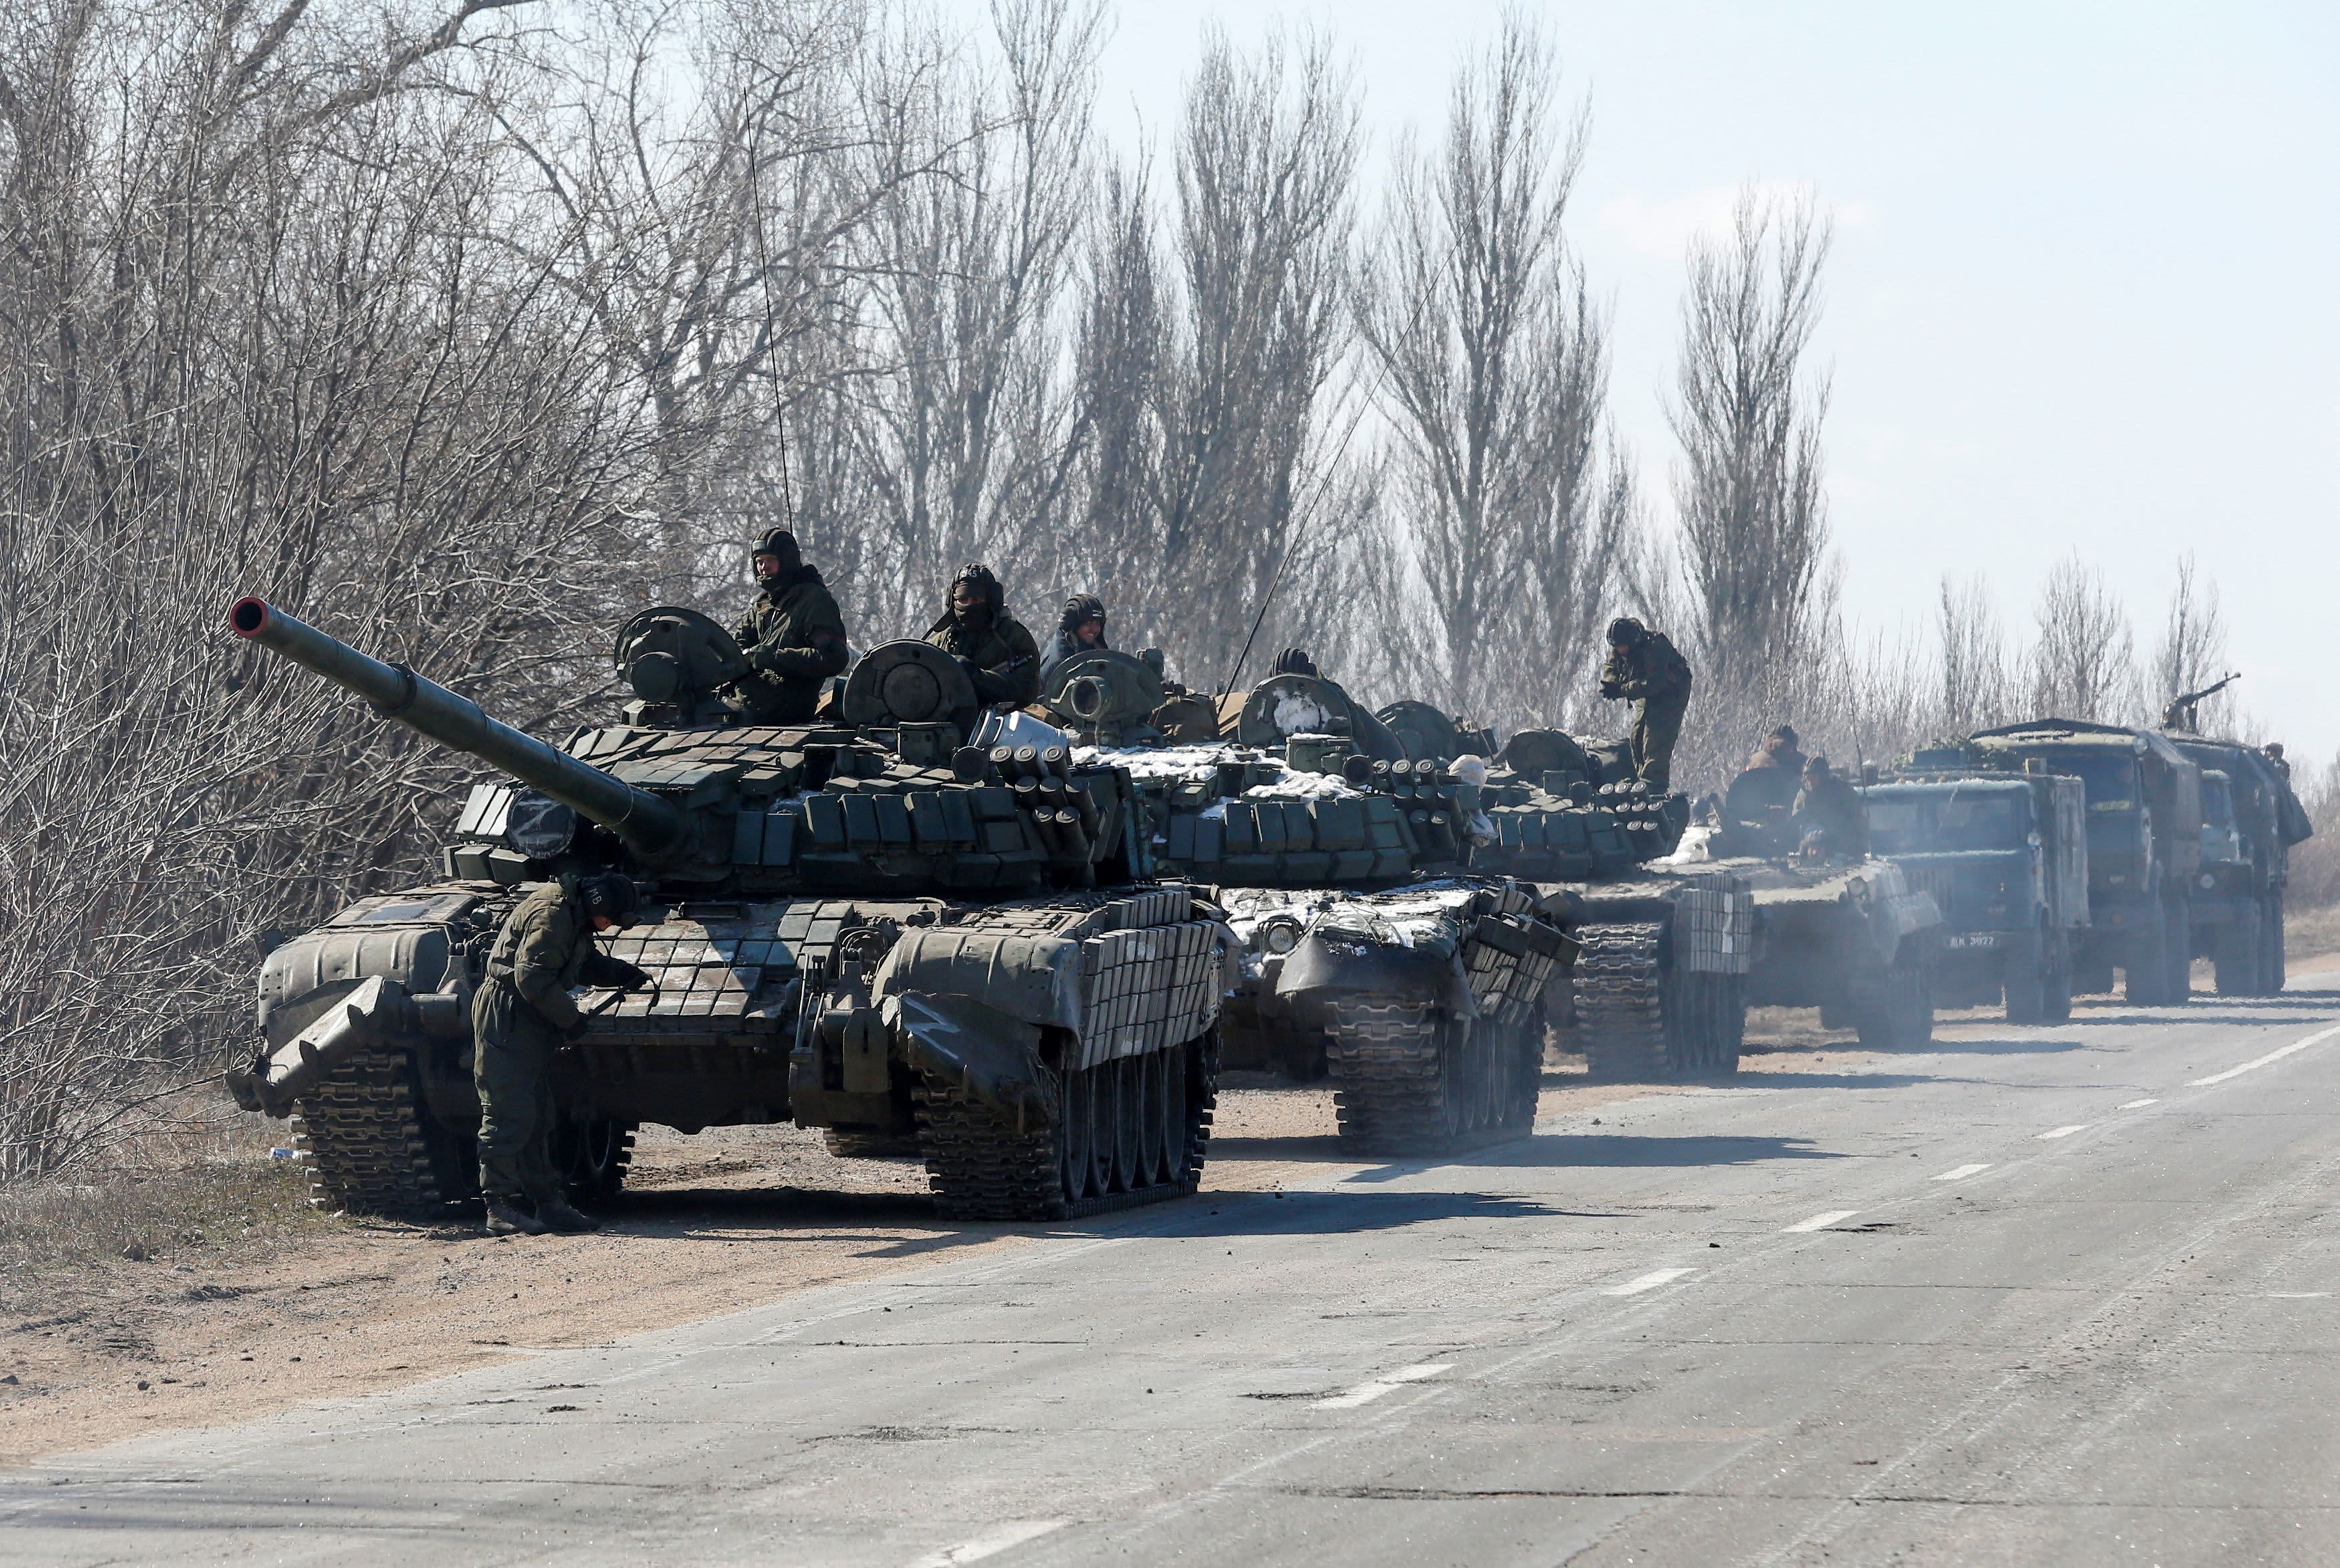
[537,1196,600,1234]
[484,1197,547,1237]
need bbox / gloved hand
[1599,679,1623,700]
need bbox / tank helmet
[1061,593,1106,632]
[1607,616,1647,646]
[1768,723,1799,747]
[1803,754,1831,779]
[580,872,640,926]
[1270,647,1318,678]
[2266,742,2286,760]
[751,527,800,571]
[947,563,1003,616]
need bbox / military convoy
[219,571,2315,1227]
[225,600,1232,1222]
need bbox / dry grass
[0,1092,338,1309]
[2287,900,2340,969]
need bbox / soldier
[1792,756,1871,860]
[2264,742,2292,784]
[729,527,850,724]
[471,872,651,1237]
[1746,724,1806,778]
[926,563,1040,709]
[1597,616,1693,791]
[1038,593,1109,688]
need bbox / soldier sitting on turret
[2264,742,2291,784]
[1792,756,1870,860]
[1038,593,1109,688]
[1597,616,1693,791]
[729,527,850,724]
[927,563,1041,709]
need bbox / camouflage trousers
[1630,694,1688,791]
[471,978,564,1203]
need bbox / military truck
[223,599,1233,1222]
[1965,721,2202,1005]
[1865,757,2090,1022]
[2157,734,2313,994]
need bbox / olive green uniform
[731,569,850,723]
[1792,774,1871,859]
[927,612,1041,708]
[471,882,646,1204]
[1599,632,1693,790]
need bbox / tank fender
[1273,929,1472,1016]
[889,993,1058,1131]
[226,974,421,1119]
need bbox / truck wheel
[2265,896,2287,993]
[2163,895,2192,1003]
[2003,932,2047,1024]
[2042,931,2074,1022]
[2124,902,2168,1006]
[2214,908,2263,997]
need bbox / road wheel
[1060,1062,1095,1202]
[1852,954,1926,1049]
[2214,906,2262,996]
[2124,902,2168,1005]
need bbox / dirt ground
[5,966,2332,1468]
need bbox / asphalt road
[9,974,2340,1567]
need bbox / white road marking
[1313,1361,1455,1410]
[909,1520,1066,1567]
[1783,1210,1861,1233]
[2119,1098,2159,1109]
[1933,1164,1991,1182]
[2268,1293,2332,1300]
[2038,1124,2089,1140]
[2190,1023,2340,1087]
[1605,1267,1697,1297]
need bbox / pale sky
[965,1,2339,756]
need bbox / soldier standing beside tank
[1792,756,1871,860]
[729,527,850,724]
[472,872,650,1237]
[1597,617,1693,791]
[927,563,1040,709]
[1038,593,1108,687]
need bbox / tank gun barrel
[229,597,685,856]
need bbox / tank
[1703,771,1944,1047]
[1432,723,1754,1083]
[1865,757,2091,1022]
[221,598,1233,1222]
[1040,663,1750,1143]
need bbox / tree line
[0,0,2321,1177]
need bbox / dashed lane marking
[908,1520,1067,1567]
[1933,1164,1991,1182]
[2190,1023,2340,1087]
[1783,1210,1860,1233]
[2269,1293,2332,1300]
[1605,1267,1697,1297]
[2119,1098,2159,1109]
[1313,1361,1455,1410]
[2038,1124,2089,1140]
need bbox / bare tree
[2150,553,2233,730]
[1357,17,1627,730]
[1667,188,1835,716]
[1936,573,2016,737]
[2027,554,2137,723]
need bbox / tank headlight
[2199,872,2215,890]
[1260,920,1302,955]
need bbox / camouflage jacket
[926,613,1042,708]
[1600,632,1693,710]
[483,882,645,1032]
[733,569,850,722]
[1792,777,1871,860]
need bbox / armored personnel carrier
[1966,721,2202,1004]
[1702,769,1943,1047]
[1865,754,2089,1022]
[222,599,1232,1222]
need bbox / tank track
[917,1031,1219,1222]
[1574,922,1744,1081]
[1321,1002,1538,1156]
[293,1046,464,1219]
